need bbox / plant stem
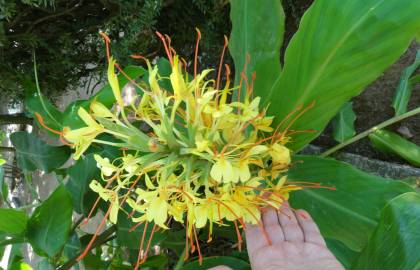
[321,106,420,157]
[173,245,187,270]
[57,225,116,270]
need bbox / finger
[277,202,304,242]
[262,207,284,243]
[295,209,326,246]
[245,223,267,255]
[208,266,232,270]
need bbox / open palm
[244,204,344,270]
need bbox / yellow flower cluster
[61,33,303,266]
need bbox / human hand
[244,203,344,270]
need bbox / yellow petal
[77,107,98,127]
[109,196,119,224]
[107,57,124,109]
[148,197,168,228]
[91,101,115,119]
[194,205,208,228]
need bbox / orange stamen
[258,221,272,246]
[271,105,303,143]
[194,28,201,80]
[77,204,112,261]
[279,101,316,140]
[156,31,173,65]
[216,35,229,90]
[34,112,62,136]
[129,221,144,232]
[135,221,149,268]
[233,220,243,251]
[139,224,157,265]
[193,225,203,265]
[99,32,111,61]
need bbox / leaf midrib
[268,0,385,104]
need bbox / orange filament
[234,220,243,251]
[279,100,316,140]
[194,28,201,80]
[130,54,148,62]
[34,113,72,147]
[34,113,61,135]
[258,221,272,246]
[271,104,303,143]
[99,32,111,61]
[139,224,157,265]
[248,71,256,98]
[129,221,144,233]
[156,31,173,65]
[216,35,229,90]
[77,204,113,261]
[193,225,203,265]
[135,220,149,268]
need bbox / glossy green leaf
[0,209,28,235]
[10,131,71,173]
[352,192,420,270]
[331,102,356,143]
[288,156,414,251]
[392,49,420,116]
[9,262,33,270]
[325,238,359,269]
[27,185,73,257]
[368,129,420,166]
[37,259,54,270]
[265,0,420,151]
[229,0,284,97]
[65,154,100,213]
[181,256,251,270]
[24,79,64,137]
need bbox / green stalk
[173,246,187,270]
[321,106,420,157]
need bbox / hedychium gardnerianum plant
[36,32,331,268]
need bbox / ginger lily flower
[48,32,332,268]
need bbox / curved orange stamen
[99,32,111,61]
[193,225,202,265]
[194,28,201,80]
[77,204,113,261]
[216,35,229,90]
[279,101,316,141]
[156,31,173,65]
[135,220,149,269]
[233,220,243,251]
[34,112,62,135]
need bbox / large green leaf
[331,102,356,143]
[0,209,28,235]
[352,192,420,270]
[27,185,73,257]
[288,156,414,251]
[181,256,250,270]
[265,0,420,151]
[10,131,71,173]
[65,154,100,214]
[368,129,420,167]
[392,49,420,116]
[229,0,284,97]
[325,238,359,269]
